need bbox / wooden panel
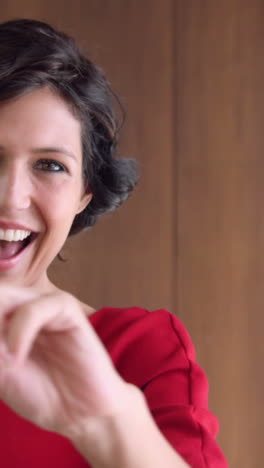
[174,1,263,466]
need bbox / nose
[0,162,31,211]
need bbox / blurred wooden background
[1,1,263,466]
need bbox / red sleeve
[90,306,229,468]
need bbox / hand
[0,285,132,440]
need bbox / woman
[0,19,228,468]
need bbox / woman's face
[0,86,92,289]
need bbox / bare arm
[70,384,190,468]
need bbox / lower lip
[0,237,37,271]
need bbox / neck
[0,271,58,294]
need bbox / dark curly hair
[0,18,140,235]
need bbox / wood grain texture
[174,1,263,466]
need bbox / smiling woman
[0,18,228,468]
[0,87,94,284]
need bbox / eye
[34,159,66,173]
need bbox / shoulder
[88,305,192,357]
[88,307,227,466]
[88,305,193,348]
[88,306,209,404]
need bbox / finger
[5,293,82,363]
[5,296,59,362]
[0,285,39,345]
[0,284,39,320]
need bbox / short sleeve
[89,306,228,468]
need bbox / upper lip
[0,220,36,232]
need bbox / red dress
[0,306,228,467]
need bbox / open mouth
[0,232,38,261]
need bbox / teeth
[0,229,31,242]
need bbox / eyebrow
[0,145,77,161]
[31,146,78,161]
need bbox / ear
[76,191,93,215]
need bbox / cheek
[35,179,81,227]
